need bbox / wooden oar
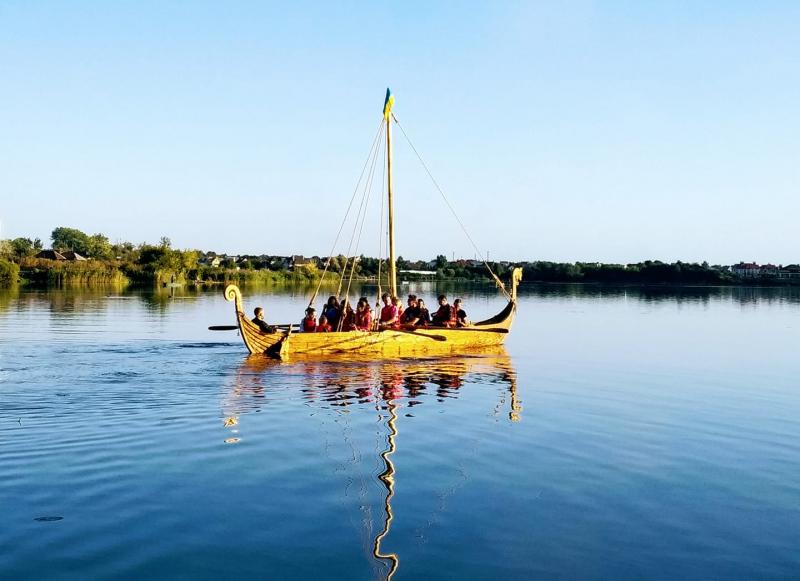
[393,328,447,341]
[209,323,292,331]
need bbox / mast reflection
[221,347,520,579]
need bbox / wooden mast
[385,88,397,298]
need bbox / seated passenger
[392,296,404,323]
[302,307,317,332]
[252,307,276,333]
[416,299,431,327]
[454,299,471,327]
[317,314,332,333]
[431,294,457,328]
[323,296,341,330]
[379,292,398,329]
[355,297,373,331]
[401,294,422,328]
[340,301,356,331]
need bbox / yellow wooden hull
[224,269,521,359]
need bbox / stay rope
[337,123,385,329]
[336,122,385,300]
[392,115,512,301]
[376,138,387,311]
[308,119,385,308]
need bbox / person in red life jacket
[379,292,398,329]
[316,314,332,333]
[302,307,317,332]
[454,298,471,327]
[431,294,457,327]
[355,297,373,331]
[340,301,356,331]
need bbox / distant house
[35,250,66,261]
[732,262,760,278]
[61,251,87,261]
[199,256,221,267]
[292,255,316,269]
[760,264,779,277]
[778,265,800,279]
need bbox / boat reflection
[221,347,520,580]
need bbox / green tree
[435,254,448,269]
[0,259,19,287]
[87,234,113,260]
[10,237,36,258]
[52,227,91,254]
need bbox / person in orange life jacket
[252,307,276,333]
[431,294,457,327]
[340,301,357,331]
[302,307,317,332]
[316,314,332,333]
[355,297,373,330]
[379,292,398,329]
[454,298,470,327]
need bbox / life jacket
[316,322,332,333]
[380,304,398,323]
[356,309,372,330]
[341,311,356,331]
[433,304,457,327]
[302,317,317,332]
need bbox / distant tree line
[0,225,795,288]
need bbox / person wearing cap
[302,307,317,332]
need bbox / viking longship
[222,89,522,359]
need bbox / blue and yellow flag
[383,88,394,120]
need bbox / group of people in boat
[251,293,471,334]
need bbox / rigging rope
[376,136,387,313]
[338,123,385,329]
[308,119,385,308]
[392,114,513,301]
[336,122,385,302]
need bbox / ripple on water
[1,288,800,579]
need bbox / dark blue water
[1,284,799,580]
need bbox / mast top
[383,88,394,120]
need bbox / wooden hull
[224,269,521,359]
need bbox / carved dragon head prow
[224,284,244,314]
[511,267,523,302]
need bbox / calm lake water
[1,283,799,580]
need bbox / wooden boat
[223,89,522,359]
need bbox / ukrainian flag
[383,88,394,119]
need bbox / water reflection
[221,349,520,580]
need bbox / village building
[35,250,67,260]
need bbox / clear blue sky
[1,1,798,264]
